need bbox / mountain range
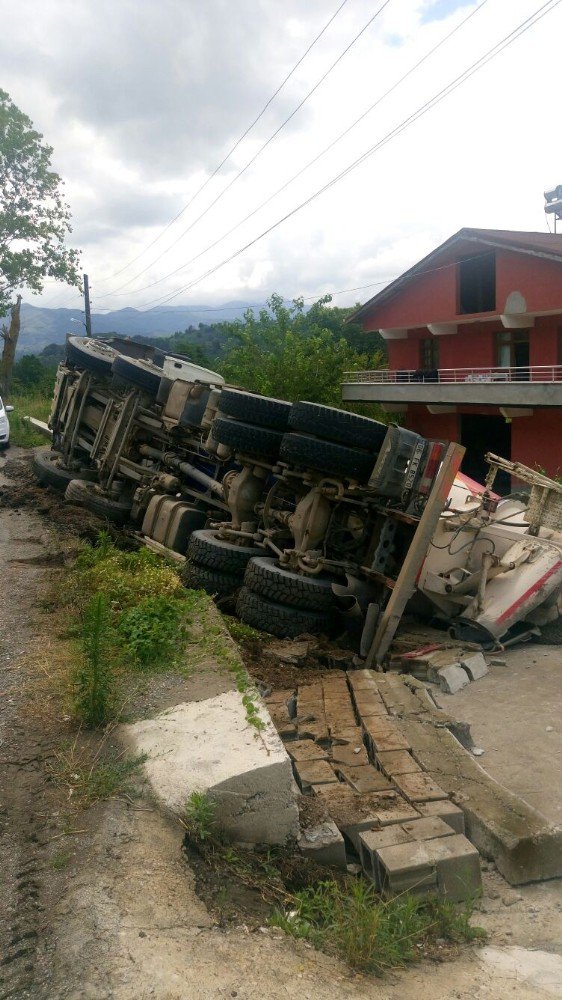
[16,301,262,355]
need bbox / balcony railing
[342,365,562,384]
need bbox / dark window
[496,330,529,375]
[420,337,439,369]
[458,253,496,314]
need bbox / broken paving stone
[490,658,507,666]
[376,750,422,777]
[346,669,380,692]
[394,771,449,804]
[359,826,413,886]
[377,841,438,897]
[416,800,465,834]
[399,817,456,842]
[460,653,489,682]
[353,691,387,717]
[330,742,369,767]
[286,740,328,763]
[364,723,411,753]
[335,764,393,794]
[329,726,364,745]
[298,821,347,869]
[427,834,482,902]
[297,718,330,745]
[264,641,310,664]
[314,785,418,848]
[265,688,295,705]
[293,759,339,793]
[437,664,470,694]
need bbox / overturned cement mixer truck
[33,336,562,660]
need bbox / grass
[50,736,148,807]
[271,880,485,976]
[6,387,52,447]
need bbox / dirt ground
[1,447,561,999]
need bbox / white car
[0,396,13,448]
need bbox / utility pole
[84,273,92,337]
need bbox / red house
[342,229,562,484]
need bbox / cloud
[1,0,561,316]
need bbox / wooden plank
[365,443,465,668]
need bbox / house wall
[403,405,562,478]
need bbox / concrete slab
[441,648,562,828]
[123,692,299,845]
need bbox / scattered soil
[0,451,125,544]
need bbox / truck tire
[236,586,336,638]
[187,529,259,573]
[33,450,97,490]
[181,561,240,599]
[65,479,132,524]
[112,355,164,396]
[289,401,387,451]
[279,432,375,482]
[244,557,337,611]
[212,415,283,461]
[217,388,292,431]
[66,337,116,377]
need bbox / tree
[0,89,81,393]
[217,294,386,410]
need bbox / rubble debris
[297,821,347,870]
[437,664,471,694]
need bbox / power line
[90,248,513,320]
[102,0,490,303]
[98,0,392,298]
[96,0,352,284]
[137,0,560,311]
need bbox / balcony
[341,366,562,410]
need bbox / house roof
[348,228,562,323]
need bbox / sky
[2,0,562,317]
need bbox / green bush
[116,594,189,670]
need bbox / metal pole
[84,273,92,337]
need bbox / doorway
[460,414,511,493]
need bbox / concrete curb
[121,600,299,846]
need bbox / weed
[116,594,190,670]
[50,852,71,870]
[183,792,218,842]
[271,879,485,975]
[73,593,117,726]
[223,616,268,644]
[50,739,147,807]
